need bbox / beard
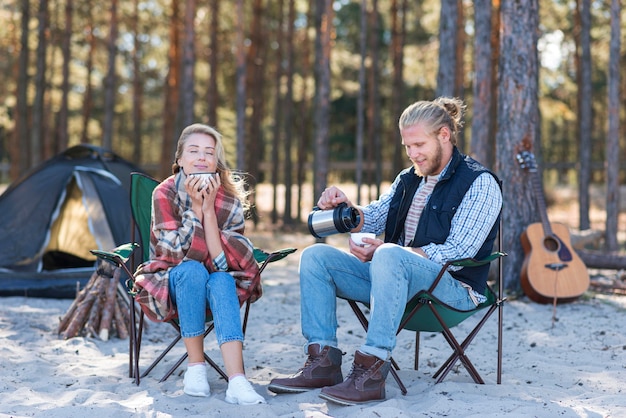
[412,140,443,177]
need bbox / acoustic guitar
[516,149,590,304]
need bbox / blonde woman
[134,124,264,404]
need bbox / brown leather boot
[268,344,343,394]
[318,350,390,406]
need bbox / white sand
[1,248,625,417]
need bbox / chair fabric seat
[402,289,495,333]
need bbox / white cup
[190,172,216,190]
[351,232,376,247]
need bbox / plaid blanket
[133,173,260,322]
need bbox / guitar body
[520,222,590,303]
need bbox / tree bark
[132,0,143,165]
[282,0,296,226]
[313,0,333,209]
[245,0,267,226]
[496,0,540,291]
[80,6,95,145]
[235,0,246,172]
[31,0,49,168]
[295,0,314,222]
[367,0,382,201]
[604,0,620,251]
[207,0,220,127]
[11,0,30,180]
[390,0,407,176]
[271,0,285,225]
[436,0,457,97]
[102,0,119,151]
[180,0,197,127]
[356,0,367,205]
[577,0,592,231]
[471,0,493,166]
[160,1,182,180]
[57,0,72,153]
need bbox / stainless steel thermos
[307,202,361,238]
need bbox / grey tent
[0,144,145,298]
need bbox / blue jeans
[168,260,243,345]
[299,243,476,360]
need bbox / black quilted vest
[384,147,500,294]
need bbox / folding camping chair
[91,172,296,385]
[344,215,506,395]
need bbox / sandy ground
[1,240,625,418]
[1,181,625,417]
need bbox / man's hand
[317,186,351,210]
[348,236,382,262]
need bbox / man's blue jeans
[168,260,243,345]
[299,243,476,360]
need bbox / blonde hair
[398,97,466,145]
[172,123,250,208]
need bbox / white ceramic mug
[350,232,376,247]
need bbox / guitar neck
[529,168,553,236]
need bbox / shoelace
[186,369,207,384]
[346,363,367,381]
[300,353,325,372]
[231,378,255,394]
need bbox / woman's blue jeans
[168,260,243,346]
[299,243,476,360]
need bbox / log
[58,262,133,340]
[576,249,626,270]
[99,267,121,341]
[570,229,605,250]
[86,279,106,337]
[114,295,129,339]
[57,269,100,334]
[61,288,98,339]
[590,275,626,295]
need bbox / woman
[134,123,265,404]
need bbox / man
[269,97,502,405]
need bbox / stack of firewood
[58,261,137,340]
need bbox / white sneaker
[225,375,266,405]
[183,364,211,397]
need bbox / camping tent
[0,144,146,298]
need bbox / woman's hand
[348,236,382,262]
[201,173,221,213]
[185,175,206,218]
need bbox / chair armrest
[90,242,140,266]
[253,247,297,264]
[448,251,507,268]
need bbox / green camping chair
[344,216,506,395]
[91,172,296,385]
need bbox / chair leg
[430,304,497,384]
[129,299,139,385]
[414,332,420,370]
[136,311,144,381]
[435,326,484,384]
[156,322,229,383]
[140,301,251,384]
[242,300,251,334]
[142,331,182,378]
[497,300,504,384]
[389,367,408,395]
[434,304,499,382]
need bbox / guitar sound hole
[543,236,560,252]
